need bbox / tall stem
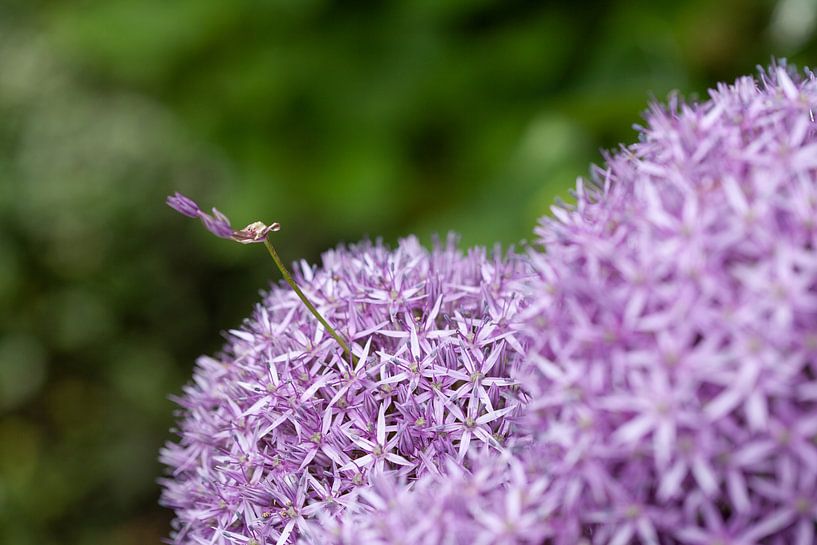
[263,237,354,365]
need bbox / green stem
[263,236,354,365]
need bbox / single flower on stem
[166,192,280,242]
[166,192,352,364]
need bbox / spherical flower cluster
[519,64,817,543]
[295,63,817,545]
[164,63,817,545]
[160,235,532,545]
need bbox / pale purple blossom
[160,235,532,544]
[518,62,817,543]
[299,454,553,545]
[301,62,817,545]
[163,63,817,545]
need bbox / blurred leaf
[0,334,46,411]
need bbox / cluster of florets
[516,64,817,543]
[163,63,817,544]
[160,235,532,545]
[299,453,551,545]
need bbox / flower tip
[166,192,201,218]
[776,66,799,100]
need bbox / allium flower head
[519,63,817,543]
[160,236,531,544]
[163,63,817,545]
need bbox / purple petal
[166,192,201,218]
[199,208,234,238]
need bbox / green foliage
[0,0,815,543]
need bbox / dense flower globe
[164,63,817,545]
[299,64,817,545]
[160,235,532,545]
[519,64,817,543]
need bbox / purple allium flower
[160,235,531,544]
[163,63,817,545]
[298,62,817,545]
[167,192,281,243]
[515,63,817,543]
[299,453,552,545]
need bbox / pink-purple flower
[160,235,532,544]
[162,63,817,544]
[514,62,817,544]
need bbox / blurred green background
[1,0,816,543]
